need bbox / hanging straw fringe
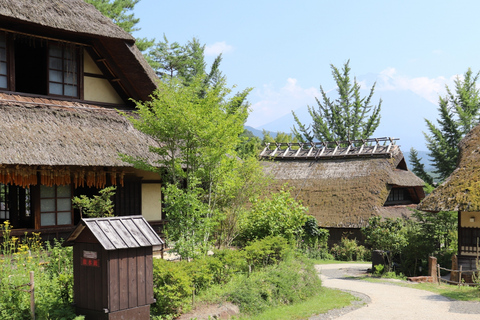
[0,165,124,188]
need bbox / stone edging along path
[311,263,480,320]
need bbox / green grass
[236,287,358,320]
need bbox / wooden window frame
[0,32,84,99]
[37,184,74,228]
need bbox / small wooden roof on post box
[64,215,164,320]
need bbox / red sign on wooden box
[81,257,100,267]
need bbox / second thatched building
[261,138,425,245]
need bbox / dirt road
[314,263,480,320]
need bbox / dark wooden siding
[73,242,107,311]
[114,178,141,216]
[107,247,154,312]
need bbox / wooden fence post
[30,271,35,320]
[459,265,463,286]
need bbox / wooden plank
[131,217,162,246]
[87,221,116,250]
[121,218,150,247]
[93,245,103,311]
[128,250,138,308]
[96,220,128,249]
[145,249,154,304]
[86,243,96,310]
[119,250,129,310]
[109,250,120,312]
[136,248,146,306]
[110,219,140,248]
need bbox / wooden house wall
[107,247,154,312]
[114,179,141,216]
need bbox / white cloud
[246,78,318,128]
[376,68,458,103]
[204,42,234,56]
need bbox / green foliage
[236,129,262,159]
[86,0,140,33]
[262,130,299,145]
[0,229,77,320]
[293,60,381,143]
[227,254,322,315]
[151,259,193,317]
[72,186,116,218]
[243,236,292,272]
[362,216,408,271]
[298,216,332,260]
[419,68,480,182]
[125,72,259,258]
[239,187,308,243]
[374,264,385,276]
[400,210,457,277]
[330,237,369,261]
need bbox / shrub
[299,216,332,259]
[227,254,321,315]
[331,237,369,261]
[151,259,193,316]
[243,236,291,272]
[238,187,308,243]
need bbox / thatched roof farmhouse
[0,0,163,239]
[419,123,480,268]
[262,138,425,244]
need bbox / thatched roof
[0,93,159,167]
[0,0,158,101]
[419,124,480,212]
[0,0,133,41]
[263,145,425,228]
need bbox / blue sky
[133,0,480,151]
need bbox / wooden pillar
[428,256,437,283]
[451,255,458,283]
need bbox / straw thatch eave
[263,148,424,228]
[0,0,133,41]
[0,94,161,168]
[419,123,480,212]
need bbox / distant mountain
[244,126,264,138]
[244,126,278,139]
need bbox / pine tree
[292,60,381,143]
[412,68,480,182]
[408,148,434,185]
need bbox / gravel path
[311,263,480,320]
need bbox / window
[0,184,31,227]
[0,33,6,89]
[2,33,80,98]
[0,184,9,220]
[40,185,72,226]
[48,43,78,97]
[385,188,412,205]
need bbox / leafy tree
[238,187,309,244]
[235,129,262,159]
[262,130,299,145]
[125,75,262,258]
[362,216,408,272]
[411,69,480,182]
[293,60,381,143]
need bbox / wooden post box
[64,215,164,320]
